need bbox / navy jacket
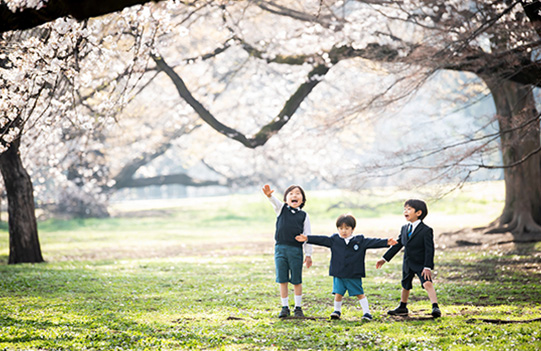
[382,221,435,272]
[307,234,389,278]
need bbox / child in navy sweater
[263,184,313,318]
[296,214,397,320]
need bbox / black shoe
[330,311,341,320]
[388,306,409,316]
[278,306,290,318]
[362,313,373,321]
[431,306,441,318]
[294,306,304,317]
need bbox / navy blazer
[307,234,389,279]
[382,221,435,272]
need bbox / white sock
[281,297,289,307]
[334,300,342,312]
[294,295,302,308]
[359,297,370,314]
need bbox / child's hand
[295,234,308,242]
[388,238,398,246]
[376,259,386,269]
[304,256,312,268]
[422,268,432,280]
[262,184,274,197]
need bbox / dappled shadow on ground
[439,226,541,248]
[436,240,541,306]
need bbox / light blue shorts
[333,277,364,296]
[274,244,303,285]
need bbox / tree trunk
[483,78,541,239]
[0,139,44,264]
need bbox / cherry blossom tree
[0,1,169,262]
[141,0,541,237]
[1,0,540,265]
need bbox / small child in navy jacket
[296,214,397,320]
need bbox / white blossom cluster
[3,0,47,12]
[0,2,166,211]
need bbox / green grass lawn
[0,181,540,350]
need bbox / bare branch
[112,124,200,189]
[151,52,331,148]
[113,173,224,189]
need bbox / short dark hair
[283,185,306,208]
[336,213,356,229]
[404,199,428,220]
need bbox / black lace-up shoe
[278,306,290,318]
[330,311,341,320]
[388,306,409,316]
[294,306,304,317]
[431,306,441,318]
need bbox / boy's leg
[423,281,437,303]
[275,245,290,317]
[278,282,290,318]
[331,294,343,319]
[289,246,304,317]
[293,284,303,308]
[292,284,304,317]
[401,288,410,304]
[423,281,441,317]
[388,288,410,316]
[357,294,372,320]
[334,294,343,310]
[331,278,347,319]
[280,282,289,301]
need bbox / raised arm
[262,184,283,215]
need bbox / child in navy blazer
[376,199,441,318]
[296,214,397,320]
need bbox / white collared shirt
[409,219,421,234]
[342,235,353,245]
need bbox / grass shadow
[438,242,541,306]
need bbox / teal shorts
[332,277,364,296]
[274,244,303,285]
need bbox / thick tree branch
[522,0,541,38]
[112,124,199,189]
[113,173,224,189]
[151,52,331,148]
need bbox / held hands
[262,184,274,198]
[387,238,398,246]
[375,259,386,269]
[295,234,308,242]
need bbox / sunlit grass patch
[0,183,540,350]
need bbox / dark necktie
[407,224,413,237]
